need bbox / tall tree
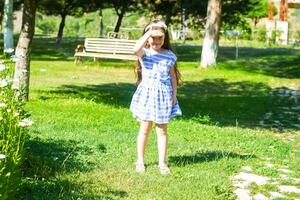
[141,0,181,25]
[221,0,259,30]
[12,0,37,101]
[38,0,87,44]
[109,0,138,33]
[200,0,222,68]
[3,0,13,51]
[99,7,104,37]
[142,0,262,31]
[86,0,111,37]
[112,0,127,32]
[200,0,256,68]
[247,0,269,27]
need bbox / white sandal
[159,164,170,175]
[135,163,146,173]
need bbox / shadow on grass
[36,73,299,131]
[29,38,300,79]
[19,137,127,199]
[38,83,136,107]
[178,79,272,127]
[175,45,300,79]
[22,137,100,177]
[169,150,254,167]
[179,81,299,131]
[37,78,299,131]
[219,51,300,79]
[39,78,279,129]
[20,179,127,200]
[31,38,78,61]
[175,44,300,62]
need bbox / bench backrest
[84,38,136,55]
[107,32,129,40]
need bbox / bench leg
[93,57,97,62]
[74,56,80,64]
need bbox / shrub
[255,28,267,42]
[35,13,57,36]
[0,51,32,199]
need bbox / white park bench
[74,38,137,63]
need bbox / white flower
[0,103,6,108]
[0,79,8,88]
[14,112,20,117]
[10,55,20,62]
[0,154,6,159]
[7,109,11,113]
[18,118,33,127]
[4,48,14,54]
[0,64,5,71]
[0,60,4,64]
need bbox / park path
[232,157,300,199]
[233,86,300,199]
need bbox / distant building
[266,0,300,45]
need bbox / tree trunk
[165,12,171,26]
[114,12,124,33]
[56,13,67,44]
[0,12,3,32]
[114,5,127,33]
[12,0,37,101]
[3,0,14,51]
[99,8,104,38]
[200,0,222,68]
[254,18,259,27]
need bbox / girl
[130,20,182,175]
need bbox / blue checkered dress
[130,48,182,124]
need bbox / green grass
[16,38,300,199]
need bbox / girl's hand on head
[144,26,153,37]
[145,25,153,34]
[145,24,154,32]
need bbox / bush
[295,30,300,46]
[255,28,267,42]
[35,13,58,36]
[0,51,32,199]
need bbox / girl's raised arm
[133,29,152,57]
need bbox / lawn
[19,38,300,199]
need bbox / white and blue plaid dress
[130,48,182,124]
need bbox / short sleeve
[142,48,151,57]
[139,48,148,62]
[168,50,177,69]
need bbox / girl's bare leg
[155,124,168,167]
[136,121,152,166]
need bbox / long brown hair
[135,20,182,85]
